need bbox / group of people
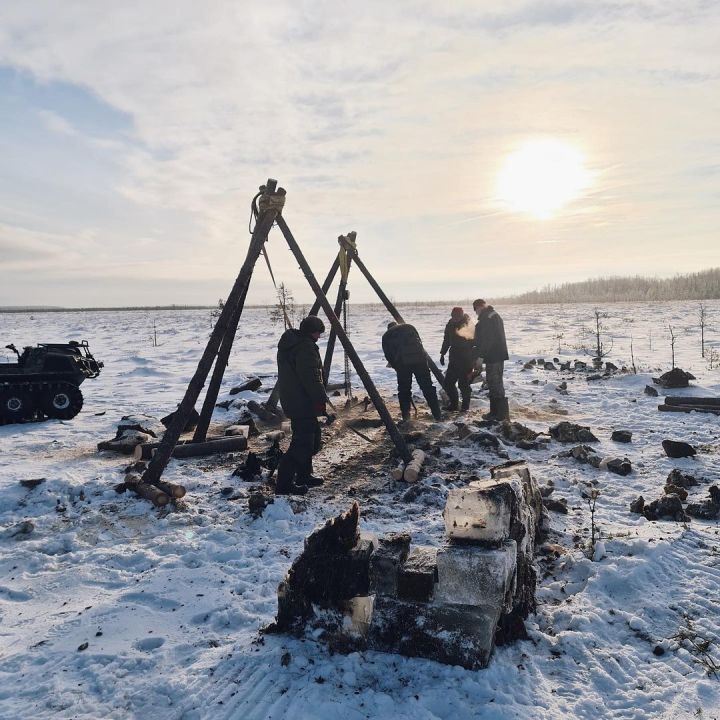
[273,302,508,495]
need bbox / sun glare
[497,139,591,219]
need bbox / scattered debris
[229,378,262,395]
[653,368,695,389]
[605,457,632,476]
[644,385,659,397]
[686,486,720,520]
[662,440,696,459]
[543,497,569,514]
[2,520,35,539]
[248,488,275,517]
[549,421,598,443]
[666,469,699,488]
[630,495,645,514]
[559,444,602,468]
[643,494,689,522]
[611,430,632,443]
[160,407,200,432]
[19,478,46,489]
[664,484,688,501]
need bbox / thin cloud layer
[0,1,718,306]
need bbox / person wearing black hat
[440,307,474,411]
[472,299,509,421]
[382,321,442,422]
[275,315,329,495]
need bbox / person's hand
[440,355,445,366]
[325,412,337,426]
[314,402,326,416]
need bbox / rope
[260,238,292,329]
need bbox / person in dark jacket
[275,315,329,495]
[472,299,509,421]
[440,306,474,411]
[382,321,441,421]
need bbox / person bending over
[382,321,441,422]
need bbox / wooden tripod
[141,180,411,487]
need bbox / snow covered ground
[1,300,719,720]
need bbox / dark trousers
[444,356,472,409]
[486,361,505,399]
[277,416,321,489]
[396,362,439,416]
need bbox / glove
[314,402,327,416]
[440,355,445,366]
[325,412,337,426]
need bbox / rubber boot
[275,455,308,496]
[495,397,510,422]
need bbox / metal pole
[276,215,411,463]
[338,235,445,387]
[142,181,284,485]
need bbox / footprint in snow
[134,637,166,651]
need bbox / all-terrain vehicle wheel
[1,390,34,422]
[42,383,83,420]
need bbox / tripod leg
[142,185,283,486]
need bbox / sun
[497,138,591,219]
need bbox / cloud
[0,1,718,305]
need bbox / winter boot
[460,388,471,412]
[482,398,497,422]
[297,459,324,488]
[399,393,412,422]
[443,383,459,412]
[275,456,308,496]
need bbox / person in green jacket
[275,315,330,495]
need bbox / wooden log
[322,254,352,386]
[391,462,405,481]
[665,396,720,407]
[658,404,720,415]
[403,449,426,483]
[277,216,411,463]
[125,474,170,507]
[142,180,283,485]
[154,480,186,499]
[264,430,286,443]
[229,378,262,395]
[134,435,248,460]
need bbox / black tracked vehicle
[1,341,103,424]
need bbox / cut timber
[134,435,248,461]
[125,474,170,507]
[403,449,426,483]
[391,462,405,481]
[658,404,720,415]
[154,480,186,499]
[264,430,286,443]
[664,396,720,407]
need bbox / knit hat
[299,315,325,335]
[450,306,464,321]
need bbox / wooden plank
[665,396,720,407]
[658,404,720,415]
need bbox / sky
[0,1,719,307]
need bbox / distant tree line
[499,268,720,304]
